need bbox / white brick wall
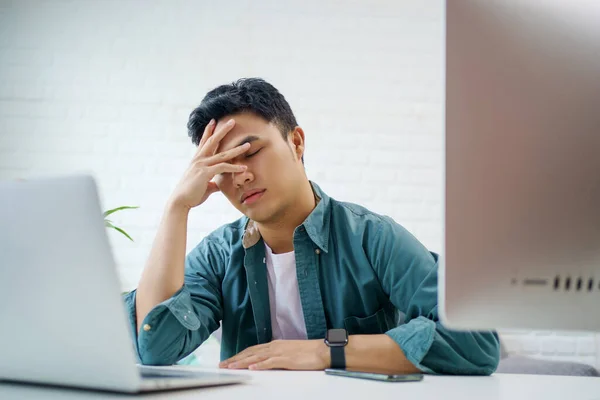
[1,0,597,369]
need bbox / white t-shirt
[264,243,308,340]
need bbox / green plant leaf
[112,226,134,242]
[105,221,135,242]
[103,205,139,218]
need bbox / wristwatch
[324,328,348,369]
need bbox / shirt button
[315,249,321,255]
[143,324,151,332]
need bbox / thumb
[206,181,220,196]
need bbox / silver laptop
[0,174,249,393]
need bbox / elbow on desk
[471,357,500,376]
[136,341,185,366]
[138,348,180,366]
[425,331,501,376]
[462,332,502,376]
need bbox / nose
[232,167,254,189]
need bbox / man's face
[213,112,305,223]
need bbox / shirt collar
[242,181,331,253]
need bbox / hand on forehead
[214,113,274,153]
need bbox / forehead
[215,112,280,152]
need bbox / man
[123,78,500,374]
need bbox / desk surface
[1,369,600,400]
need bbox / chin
[243,204,282,224]
[239,195,287,224]
[243,209,271,223]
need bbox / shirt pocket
[343,308,389,335]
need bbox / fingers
[219,343,267,368]
[198,118,236,158]
[249,357,286,371]
[197,119,216,150]
[207,163,247,176]
[203,142,251,166]
[227,354,269,369]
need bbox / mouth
[241,189,266,205]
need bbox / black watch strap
[330,345,346,369]
[326,329,348,369]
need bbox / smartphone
[324,368,424,382]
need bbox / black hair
[187,78,298,146]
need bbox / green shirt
[123,182,499,374]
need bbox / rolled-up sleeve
[122,239,225,365]
[371,217,500,375]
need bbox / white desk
[1,369,599,400]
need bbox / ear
[288,127,305,161]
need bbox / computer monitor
[441,0,600,332]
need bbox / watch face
[327,329,347,343]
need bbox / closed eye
[246,148,262,158]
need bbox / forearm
[316,334,421,374]
[135,201,190,331]
[344,334,421,373]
